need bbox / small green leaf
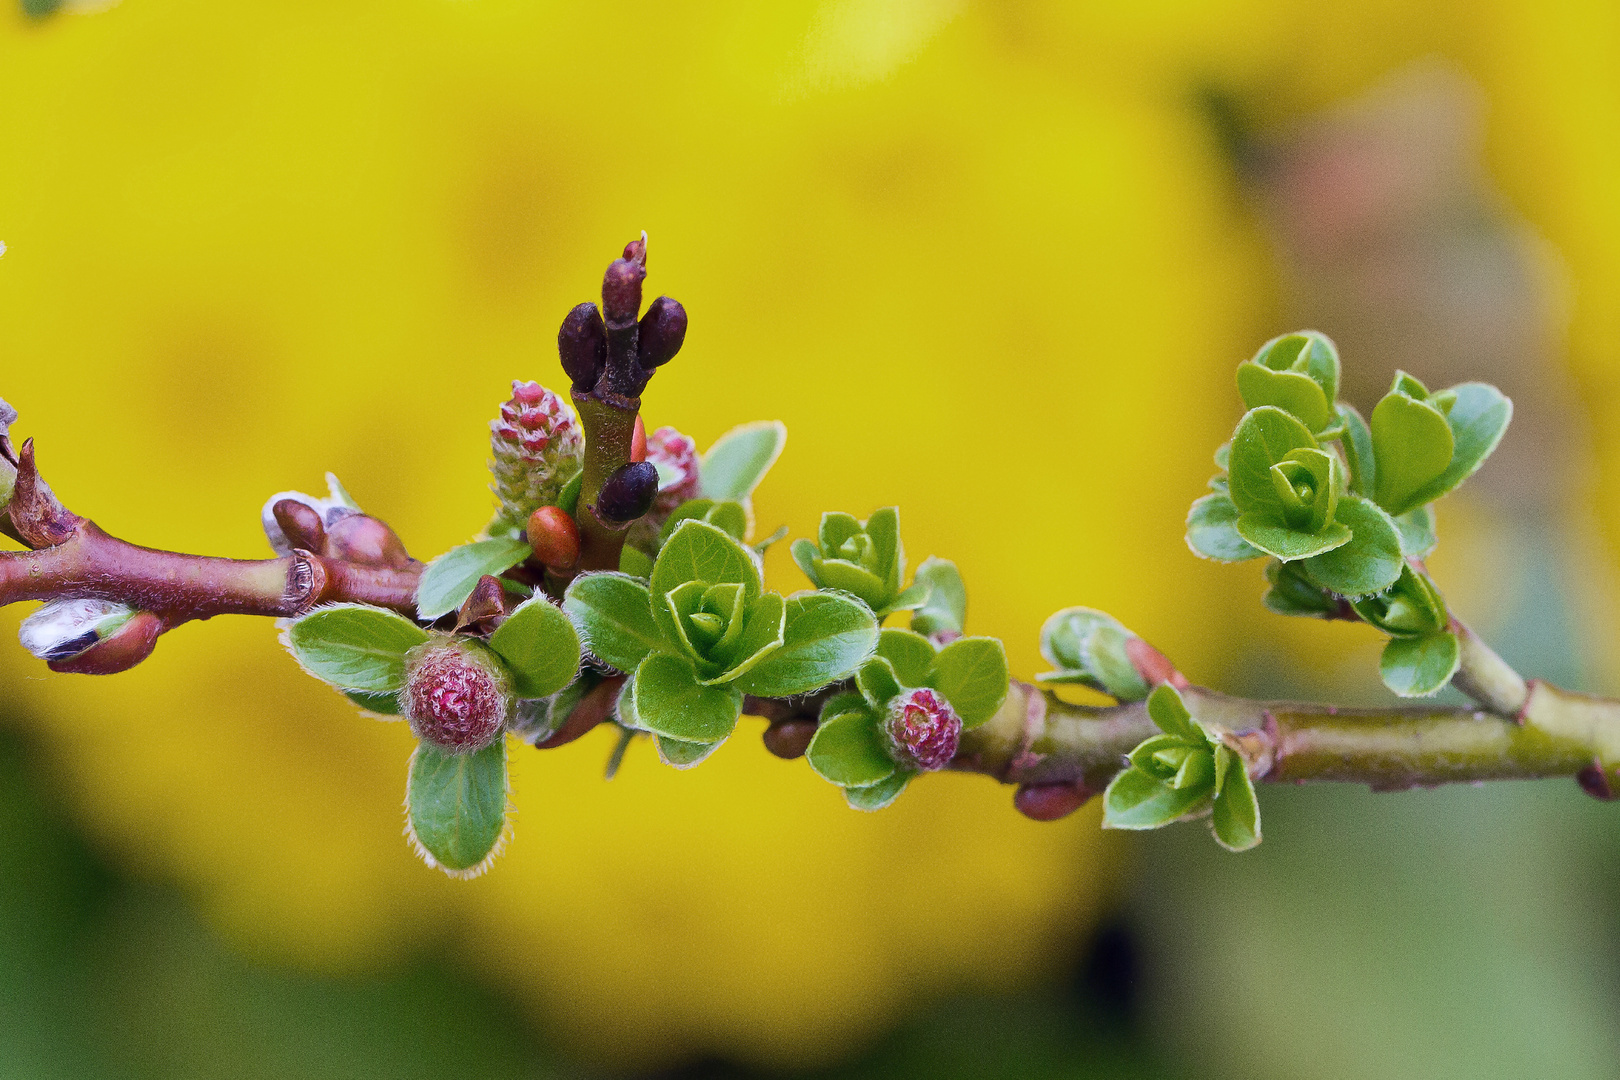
[1336,403,1375,498]
[700,421,787,502]
[887,579,932,614]
[1234,515,1351,561]
[655,734,723,770]
[1210,746,1261,851]
[927,636,1008,728]
[1186,493,1264,562]
[562,573,666,673]
[1371,374,1455,516]
[1405,382,1513,508]
[1299,493,1403,597]
[1035,607,1150,700]
[406,739,508,877]
[732,591,879,698]
[1380,631,1461,697]
[487,596,581,699]
[809,557,887,606]
[704,501,750,541]
[343,689,403,715]
[1227,406,1319,520]
[417,538,533,621]
[856,655,902,710]
[1352,564,1448,636]
[1394,505,1438,559]
[874,627,936,686]
[556,471,583,515]
[844,770,914,811]
[805,708,895,787]
[909,556,966,636]
[863,507,904,594]
[1145,684,1201,743]
[1262,560,1340,618]
[629,652,744,743]
[619,545,653,577]
[1237,363,1332,433]
[651,520,762,606]
[703,591,786,685]
[1248,331,1340,411]
[1102,766,1210,830]
[284,604,429,692]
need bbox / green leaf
[651,520,762,607]
[1371,375,1455,515]
[855,655,902,710]
[562,573,666,673]
[1081,624,1151,701]
[1145,684,1201,743]
[863,507,904,594]
[1394,505,1438,559]
[283,604,429,692]
[927,636,1008,728]
[789,537,819,582]
[655,734,723,770]
[1186,493,1264,562]
[1336,403,1375,498]
[618,545,653,577]
[1234,515,1351,561]
[1405,382,1513,508]
[844,770,913,811]
[805,708,895,787]
[732,591,879,697]
[1262,560,1340,618]
[1299,493,1403,597]
[1237,363,1332,433]
[1248,331,1340,410]
[1380,631,1461,697]
[1352,564,1448,636]
[416,537,533,621]
[1102,766,1210,830]
[874,627,936,686]
[629,652,744,742]
[1035,607,1150,700]
[704,590,786,684]
[700,420,787,502]
[704,500,749,541]
[487,595,581,699]
[406,739,508,877]
[659,499,718,545]
[343,689,402,715]
[887,579,932,614]
[1227,406,1319,520]
[1211,746,1261,851]
[556,470,583,515]
[809,557,888,606]
[909,556,966,636]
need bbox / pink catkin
[407,647,506,752]
[884,688,962,771]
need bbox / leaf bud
[261,474,362,557]
[763,718,817,760]
[557,302,607,391]
[526,505,581,570]
[883,687,961,772]
[593,461,659,525]
[324,513,414,569]
[601,246,647,329]
[272,498,326,551]
[489,381,584,529]
[19,599,159,675]
[403,638,514,753]
[1014,781,1095,821]
[636,296,687,370]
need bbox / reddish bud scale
[883,687,962,772]
[489,381,584,529]
[527,505,581,569]
[405,644,511,753]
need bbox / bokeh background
[3,1,1620,1077]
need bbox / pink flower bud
[489,381,583,529]
[883,687,962,772]
[646,426,699,517]
[404,641,512,753]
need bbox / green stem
[1450,617,1530,717]
[956,680,1620,795]
[571,394,639,573]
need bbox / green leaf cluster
[564,519,879,765]
[790,508,930,620]
[1351,565,1460,697]
[282,600,580,875]
[1036,607,1149,701]
[804,628,1008,809]
[1103,686,1260,852]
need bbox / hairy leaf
[406,739,508,876]
[487,595,581,699]
[416,537,533,621]
[284,604,429,692]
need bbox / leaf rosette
[1103,685,1260,852]
[564,519,879,764]
[1350,564,1460,697]
[1036,607,1150,701]
[790,508,931,620]
[804,628,1009,810]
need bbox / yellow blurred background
[3,1,1620,1076]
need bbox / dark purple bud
[601,242,647,329]
[273,498,326,552]
[593,461,658,524]
[763,719,817,760]
[558,303,607,391]
[637,297,687,370]
[1014,781,1097,821]
[1578,762,1618,801]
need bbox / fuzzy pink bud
[489,380,584,528]
[883,687,962,771]
[404,642,512,753]
[646,426,700,517]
